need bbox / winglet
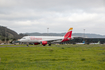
[68,27,73,32]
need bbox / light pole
[47,28,49,36]
[84,29,85,38]
[83,29,85,44]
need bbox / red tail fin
[62,28,73,42]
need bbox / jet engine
[42,41,47,46]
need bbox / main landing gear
[43,44,51,46]
[48,44,51,46]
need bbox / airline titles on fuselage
[30,36,42,40]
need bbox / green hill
[0,26,26,40]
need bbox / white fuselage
[19,36,64,43]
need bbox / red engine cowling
[34,43,40,45]
[42,41,47,46]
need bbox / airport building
[60,37,105,44]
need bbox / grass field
[0,44,105,70]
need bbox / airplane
[19,27,73,46]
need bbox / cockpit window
[22,37,26,39]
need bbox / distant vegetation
[0,44,105,70]
[24,32,105,38]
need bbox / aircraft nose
[19,39,22,42]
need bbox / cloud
[0,0,105,35]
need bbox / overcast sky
[0,0,105,35]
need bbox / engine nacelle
[34,43,40,45]
[42,41,47,46]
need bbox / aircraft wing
[43,39,63,43]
